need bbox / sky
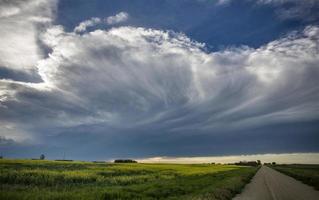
[0,0,319,163]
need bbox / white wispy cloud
[0,0,57,72]
[106,12,129,25]
[216,0,232,5]
[73,12,129,33]
[74,17,101,33]
[1,24,318,143]
[0,0,57,142]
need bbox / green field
[272,164,319,190]
[0,159,257,200]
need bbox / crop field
[272,164,319,190]
[0,159,258,200]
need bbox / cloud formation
[0,0,57,73]
[1,23,319,142]
[0,1,318,158]
[106,12,129,25]
[73,12,129,33]
[74,17,101,33]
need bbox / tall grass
[0,159,257,200]
[272,164,319,190]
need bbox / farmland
[271,164,319,190]
[0,159,257,200]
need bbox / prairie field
[271,164,319,190]
[0,159,257,200]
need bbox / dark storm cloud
[0,136,15,145]
[0,67,42,82]
[1,0,319,160]
[2,120,319,161]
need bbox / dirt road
[233,166,319,200]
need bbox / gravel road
[233,166,319,200]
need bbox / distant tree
[40,154,45,160]
[114,159,137,163]
[257,160,261,165]
[263,163,270,165]
[272,162,276,165]
[0,156,3,159]
[235,161,258,166]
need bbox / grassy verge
[0,159,258,200]
[271,164,319,190]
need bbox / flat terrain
[233,166,319,200]
[272,164,319,190]
[0,159,257,200]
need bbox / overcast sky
[0,0,319,162]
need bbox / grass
[271,164,319,190]
[0,159,258,200]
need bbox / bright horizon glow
[2,153,319,165]
[136,153,319,164]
